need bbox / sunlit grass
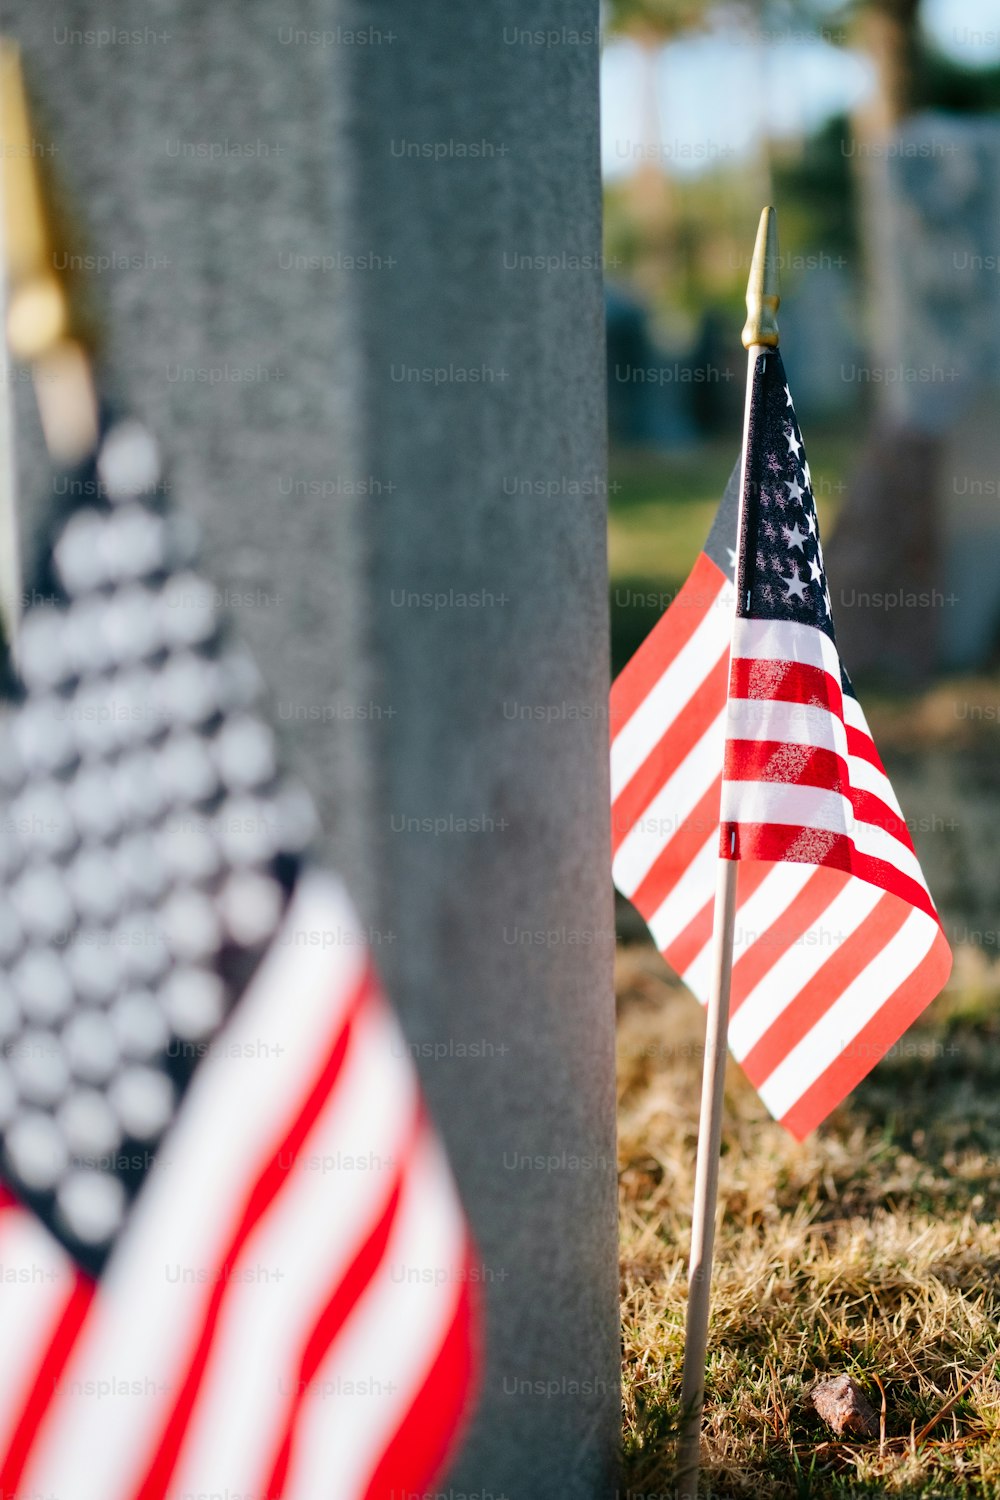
[617,944,1000,1498]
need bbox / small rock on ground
[809,1374,879,1439]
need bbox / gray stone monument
[0,2,621,1495]
[831,113,1000,676]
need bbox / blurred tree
[605,0,1000,678]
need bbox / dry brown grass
[617,939,1000,1499]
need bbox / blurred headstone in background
[779,263,864,421]
[0,1,621,1495]
[830,112,1000,679]
[606,283,697,447]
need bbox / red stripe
[262,1123,415,1498]
[741,892,910,1085]
[132,965,374,1500]
[0,1274,95,1500]
[663,897,715,978]
[724,740,846,795]
[629,778,721,920]
[729,657,842,717]
[729,823,937,921]
[724,747,917,861]
[611,655,728,856]
[360,1240,479,1500]
[610,553,727,732]
[780,926,952,1140]
[662,860,775,980]
[850,787,917,852]
[848,848,938,923]
[845,723,883,772]
[729,867,847,1015]
[0,1187,18,1214]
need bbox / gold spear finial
[0,41,72,362]
[741,205,780,350]
[0,40,98,462]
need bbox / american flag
[611,349,952,1139]
[0,414,477,1498]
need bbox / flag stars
[783,523,808,552]
[785,477,804,504]
[805,510,817,537]
[781,568,809,602]
[783,383,793,407]
[785,427,802,459]
[808,556,824,583]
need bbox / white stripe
[283,1128,466,1500]
[732,616,842,682]
[0,1211,76,1453]
[646,837,718,954]
[21,874,371,1500]
[851,814,927,889]
[841,692,873,737]
[841,695,907,819]
[757,907,939,1117]
[720,778,926,888]
[612,712,724,895]
[728,878,885,1057]
[169,996,421,1500]
[726,698,847,758]
[850,753,904,818]
[721,778,849,836]
[610,579,731,800]
[682,862,813,1003]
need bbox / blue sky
[601,0,1000,179]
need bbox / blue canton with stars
[737,350,836,644]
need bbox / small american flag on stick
[611,349,952,1139]
[0,413,478,1500]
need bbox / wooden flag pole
[676,206,780,1500]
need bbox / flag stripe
[725,740,846,794]
[779,927,953,1138]
[610,553,729,731]
[130,966,370,1500]
[359,1238,478,1500]
[612,663,729,856]
[262,1155,410,1498]
[0,1214,78,1462]
[741,892,910,1081]
[729,866,835,1010]
[613,712,725,891]
[729,875,883,1057]
[731,614,842,681]
[165,993,423,1500]
[0,1273,95,1500]
[629,776,722,919]
[279,1129,469,1500]
[611,586,731,800]
[730,822,937,921]
[729,657,842,716]
[647,839,719,953]
[758,908,942,1121]
[680,860,795,998]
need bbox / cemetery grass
[617,940,1000,1498]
